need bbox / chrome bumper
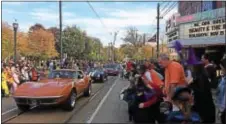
[14,95,63,105]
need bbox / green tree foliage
[58,25,104,60]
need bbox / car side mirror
[78,75,84,79]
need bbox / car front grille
[15,98,58,105]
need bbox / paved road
[2,76,117,123]
[68,77,130,123]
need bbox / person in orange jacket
[143,59,164,89]
[138,64,165,123]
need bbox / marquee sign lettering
[180,18,226,39]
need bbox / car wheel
[62,90,77,111]
[17,104,30,112]
[84,84,91,97]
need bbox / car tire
[17,104,30,112]
[62,90,77,111]
[84,84,91,97]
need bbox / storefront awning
[168,36,226,48]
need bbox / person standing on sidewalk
[2,64,9,97]
[201,54,217,88]
[216,55,226,124]
[142,61,165,123]
[11,64,19,94]
[189,63,216,123]
[158,53,187,102]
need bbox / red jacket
[126,61,132,72]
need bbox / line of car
[87,64,122,83]
[13,64,122,112]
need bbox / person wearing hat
[186,48,216,123]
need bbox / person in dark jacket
[189,63,216,123]
[201,53,217,88]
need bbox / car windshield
[104,64,117,69]
[48,71,77,79]
[88,67,102,73]
[94,67,103,71]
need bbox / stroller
[160,87,201,123]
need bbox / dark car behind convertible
[88,67,108,82]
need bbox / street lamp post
[13,21,18,63]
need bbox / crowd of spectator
[1,59,39,97]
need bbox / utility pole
[143,33,146,45]
[108,43,111,61]
[59,1,63,67]
[112,31,118,62]
[99,42,101,61]
[110,42,113,61]
[156,3,162,58]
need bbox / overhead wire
[161,2,178,17]
[160,1,172,13]
[148,1,166,39]
[86,1,111,35]
[159,1,165,6]
[149,1,176,40]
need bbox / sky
[2,1,178,47]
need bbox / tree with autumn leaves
[2,22,58,61]
[2,21,167,62]
[2,22,30,60]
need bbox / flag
[186,46,201,65]
[173,40,183,52]
[147,34,156,42]
[172,40,185,65]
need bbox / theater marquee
[179,18,226,39]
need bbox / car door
[77,71,87,92]
[74,71,83,94]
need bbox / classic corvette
[13,69,92,111]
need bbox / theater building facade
[168,7,225,65]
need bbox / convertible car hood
[14,79,74,97]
